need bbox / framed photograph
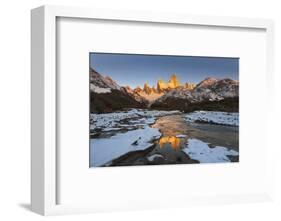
[31,5,274,215]
[89,53,239,167]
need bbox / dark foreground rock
[107,143,199,167]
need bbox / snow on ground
[147,154,164,161]
[90,126,161,167]
[90,84,111,93]
[185,111,239,126]
[182,138,238,163]
[90,109,180,132]
[176,134,187,138]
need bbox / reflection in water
[158,136,181,150]
[153,115,189,152]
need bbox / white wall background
[0,0,280,220]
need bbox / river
[109,113,239,166]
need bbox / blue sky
[90,53,239,88]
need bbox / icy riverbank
[90,109,239,167]
[182,138,238,163]
[90,109,180,132]
[90,126,161,167]
[185,111,239,126]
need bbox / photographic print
[89,53,239,167]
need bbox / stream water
[109,113,239,166]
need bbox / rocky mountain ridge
[131,74,196,98]
[90,69,146,113]
[151,77,239,112]
[90,68,239,113]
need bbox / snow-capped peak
[90,68,121,93]
[195,77,218,89]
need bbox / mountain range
[90,68,239,113]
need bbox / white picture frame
[31,5,274,215]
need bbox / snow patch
[90,109,181,132]
[176,134,186,138]
[182,138,238,163]
[90,126,161,167]
[185,111,238,126]
[90,84,111,93]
